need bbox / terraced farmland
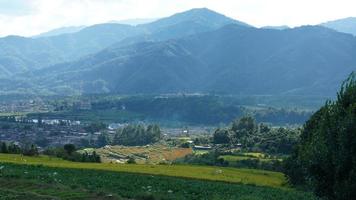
[95,145,192,164]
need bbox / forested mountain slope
[29,25,356,96]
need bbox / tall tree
[64,144,76,155]
[284,72,356,200]
[231,116,257,138]
[96,132,110,147]
[213,129,231,144]
[1,142,8,153]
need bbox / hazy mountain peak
[181,7,222,15]
[143,7,251,30]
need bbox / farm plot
[220,152,282,164]
[96,145,192,164]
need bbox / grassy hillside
[0,154,317,200]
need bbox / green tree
[96,132,110,147]
[22,144,39,156]
[213,129,231,144]
[84,122,107,133]
[1,142,8,153]
[127,157,136,164]
[64,144,76,155]
[146,124,161,144]
[231,116,257,138]
[7,143,21,154]
[114,124,162,146]
[284,72,356,200]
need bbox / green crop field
[0,112,26,117]
[0,153,284,187]
[220,152,283,164]
[0,165,316,200]
[220,155,277,163]
[0,154,317,200]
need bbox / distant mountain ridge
[34,26,86,38]
[0,8,249,77]
[320,17,356,35]
[109,18,158,26]
[139,8,251,31]
[0,8,355,97]
[23,24,356,96]
[0,23,142,77]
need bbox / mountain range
[0,8,355,96]
[0,8,244,77]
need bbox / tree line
[0,141,100,163]
[0,141,39,156]
[79,124,162,148]
[44,144,101,163]
[213,116,300,155]
[113,124,161,146]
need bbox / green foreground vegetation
[0,153,284,187]
[0,154,317,200]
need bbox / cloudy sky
[0,0,355,37]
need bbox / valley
[0,3,355,200]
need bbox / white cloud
[0,0,355,37]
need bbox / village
[0,115,215,151]
[0,118,91,147]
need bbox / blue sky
[0,0,355,37]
